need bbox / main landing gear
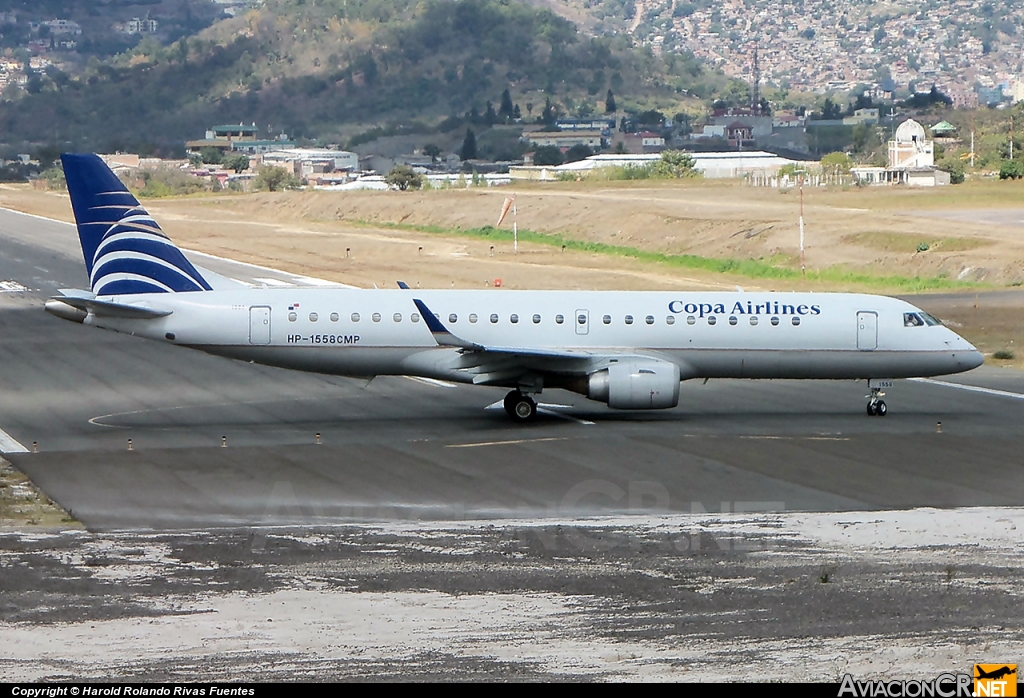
[866,387,888,417]
[504,390,538,423]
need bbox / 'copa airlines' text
[668,300,822,317]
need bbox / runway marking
[406,376,458,389]
[909,377,1024,401]
[739,435,850,441]
[0,427,29,453]
[447,437,568,449]
[252,277,294,287]
[0,280,28,293]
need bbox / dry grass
[0,459,81,530]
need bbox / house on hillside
[851,119,949,186]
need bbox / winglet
[397,281,410,289]
[413,298,480,350]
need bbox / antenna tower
[751,44,761,112]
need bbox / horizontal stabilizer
[49,294,172,319]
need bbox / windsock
[496,196,514,226]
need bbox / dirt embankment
[5,180,1024,289]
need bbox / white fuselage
[80,289,983,388]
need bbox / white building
[545,151,805,179]
[851,119,948,186]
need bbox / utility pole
[971,129,975,168]
[1011,115,1015,160]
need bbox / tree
[512,104,522,120]
[533,145,564,166]
[253,166,303,191]
[820,151,853,173]
[564,144,592,163]
[485,100,497,125]
[423,144,442,161]
[385,165,423,191]
[652,150,699,178]
[605,89,616,113]
[223,153,250,173]
[198,147,223,165]
[499,88,514,119]
[460,128,478,160]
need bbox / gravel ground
[1,508,1022,681]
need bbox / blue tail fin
[60,153,212,295]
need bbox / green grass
[357,220,985,292]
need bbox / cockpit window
[920,312,942,326]
[903,312,925,327]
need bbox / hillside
[0,0,738,154]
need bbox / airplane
[43,153,984,423]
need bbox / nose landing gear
[504,390,538,423]
[866,387,887,417]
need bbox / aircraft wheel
[875,400,887,416]
[511,394,538,423]
[866,402,877,416]
[503,390,521,418]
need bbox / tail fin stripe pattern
[94,278,175,296]
[91,258,207,293]
[61,153,212,295]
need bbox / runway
[2,206,1024,531]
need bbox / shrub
[993,349,1015,360]
[999,159,1024,180]
[253,165,304,192]
[384,164,422,191]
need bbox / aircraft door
[857,311,877,350]
[575,309,589,335]
[249,306,271,345]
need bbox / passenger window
[707,316,717,325]
[510,314,519,324]
[469,313,478,323]
[750,316,758,326]
[288,312,297,322]
[577,314,586,325]
[490,313,499,323]
[625,315,634,325]
[686,316,696,325]
[645,315,654,325]
[393,313,402,323]
[792,316,800,326]
[728,316,737,325]
[330,312,339,322]
[351,312,360,322]
[770,316,780,326]
[411,313,420,323]
[372,313,381,323]
[309,312,318,322]
[449,313,458,323]
[603,315,611,324]
[533,314,541,324]
[555,314,564,324]
[665,315,675,325]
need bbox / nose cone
[960,349,985,371]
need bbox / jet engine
[587,360,680,409]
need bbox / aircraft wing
[412,298,673,385]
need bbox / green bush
[999,159,1024,180]
[993,349,1016,360]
